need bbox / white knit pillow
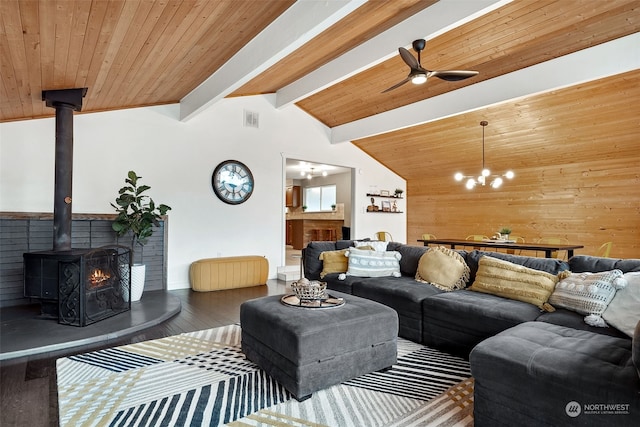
[344,247,401,278]
[549,269,627,327]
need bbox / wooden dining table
[417,238,584,258]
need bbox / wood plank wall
[408,158,640,259]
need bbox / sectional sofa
[302,240,640,426]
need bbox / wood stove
[24,246,131,326]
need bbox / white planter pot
[130,264,146,302]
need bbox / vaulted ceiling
[2,0,639,182]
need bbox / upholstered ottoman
[470,321,640,427]
[240,291,398,400]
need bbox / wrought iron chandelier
[454,121,514,189]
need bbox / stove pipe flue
[42,88,88,251]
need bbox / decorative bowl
[291,279,327,301]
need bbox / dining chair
[536,237,570,259]
[421,233,437,241]
[466,234,489,250]
[376,231,393,242]
[466,235,489,241]
[596,241,613,258]
[506,235,525,255]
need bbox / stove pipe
[42,88,88,251]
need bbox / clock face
[211,160,254,205]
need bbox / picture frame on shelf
[381,200,391,212]
[380,190,390,196]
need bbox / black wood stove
[24,247,131,326]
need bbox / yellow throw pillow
[415,246,470,291]
[318,249,348,278]
[469,256,558,311]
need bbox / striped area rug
[57,325,472,426]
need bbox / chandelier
[454,121,514,189]
[301,167,327,180]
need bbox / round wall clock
[211,160,254,205]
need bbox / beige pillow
[469,256,558,311]
[318,249,348,278]
[415,246,470,291]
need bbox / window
[304,185,336,211]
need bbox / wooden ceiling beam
[331,33,640,144]
[179,0,365,122]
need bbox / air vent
[244,110,259,128]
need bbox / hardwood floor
[0,280,290,427]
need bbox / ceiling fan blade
[381,77,411,93]
[430,70,479,82]
[398,47,419,69]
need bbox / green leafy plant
[499,227,512,235]
[111,171,171,262]
[302,205,307,211]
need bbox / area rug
[57,325,473,426]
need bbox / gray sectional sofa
[302,240,640,426]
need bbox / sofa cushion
[535,308,629,339]
[353,276,443,343]
[422,290,543,357]
[304,240,353,280]
[387,243,429,276]
[469,256,558,311]
[602,272,640,337]
[548,269,625,327]
[345,247,401,278]
[467,250,569,284]
[569,255,640,274]
[355,240,388,252]
[318,249,348,278]
[415,246,470,291]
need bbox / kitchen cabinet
[286,185,301,208]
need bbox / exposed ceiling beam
[330,32,640,144]
[275,0,512,109]
[179,0,367,122]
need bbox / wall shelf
[366,193,403,199]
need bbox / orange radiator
[189,256,268,291]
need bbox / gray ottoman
[240,291,398,400]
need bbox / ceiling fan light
[454,172,464,181]
[505,170,515,179]
[482,168,491,177]
[491,177,503,188]
[478,175,486,185]
[411,74,427,84]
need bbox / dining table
[417,238,584,258]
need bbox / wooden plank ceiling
[1,0,638,183]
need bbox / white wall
[0,95,405,289]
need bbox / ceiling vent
[244,110,259,128]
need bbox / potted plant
[111,171,171,301]
[499,227,512,240]
[394,188,404,198]
[302,205,307,212]
[331,204,336,211]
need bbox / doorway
[284,159,353,268]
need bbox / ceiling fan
[382,39,479,93]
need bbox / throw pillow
[602,272,640,337]
[355,240,388,252]
[549,269,627,327]
[345,247,401,278]
[415,246,470,291]
[469,256,559,311]
[318,249,349,279]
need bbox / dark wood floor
[0,281,289,427]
